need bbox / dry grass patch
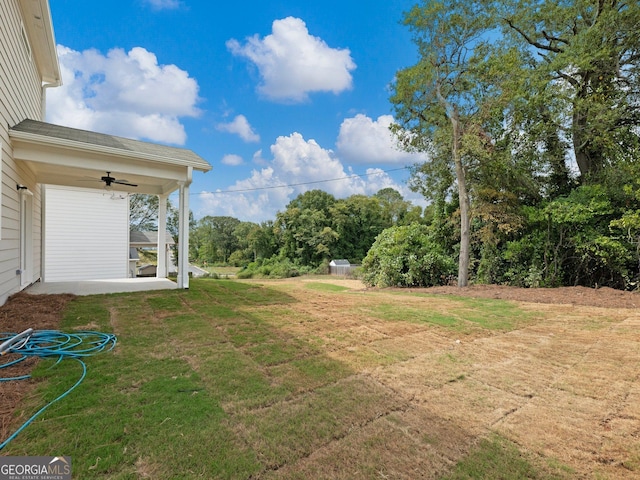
[241,279,640,478]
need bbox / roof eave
[9,128,212,172]
[19,0,62,86]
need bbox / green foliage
[189,189,418,277]
[276,190,339,266]
[361,223,456,287]
[129,194,160,231]
[472,182,640,289]
[192,216,241,264]
[540,185,633,288]
[236,256,314,279]
[498,0,640,179]
[374,187,422,225]
[389,0,640,291]
[500,231,548,287]
[274,189,418,268]
[392,0,514,287]
[331,194,390,262]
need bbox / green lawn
[3,279,567,479]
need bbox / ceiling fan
[100,171,137,188]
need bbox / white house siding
[43,186,129,282]
[0,0,47,303]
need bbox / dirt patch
[404,284,640,309]
[0,292,76,444]
[299,276,640,308]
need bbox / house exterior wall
[0,0,47,304]
[43,186,129,282]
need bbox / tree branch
[542,30,569,45]
[553,70,581,88]
[504,18,564,53]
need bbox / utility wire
[170,165,411,197]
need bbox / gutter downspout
[41,80,61,121]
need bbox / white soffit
[9,120,212,195]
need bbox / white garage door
[44,185,129,282]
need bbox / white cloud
[227,17,356,102]
[46,45,200,145]
[216,115,260,142]
[196,132,412,222]
[144,0,181,10]
[336,114,427,164]
[221,154,244,166]
[252,149,268,166]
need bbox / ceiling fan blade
[113,180,138,187]
[98,172,137,187]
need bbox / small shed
[137,264,157,277]
[329,259,351,276]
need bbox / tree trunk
[572,78,605,181]
[572,105,593,179]
[451,111,470,287]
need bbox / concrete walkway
[25,278,179,296]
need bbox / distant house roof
[130,230,175,246]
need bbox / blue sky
[47,0,426,222]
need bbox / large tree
[331,195,388,262]
[391,0,496,286]
[129,194,160,231]
[374,188,421,226]
[276,190,338,266]
[194,216,241,264]
[500,0,640,179]
[230,221,279,264]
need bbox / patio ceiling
[9,120,211,195]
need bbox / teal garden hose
[0,328,117,450]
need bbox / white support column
[177,168,192,289]
[157,194,168,278]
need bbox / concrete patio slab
[25,278,179,296]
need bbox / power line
[183,166,411,196]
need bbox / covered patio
[25,277,178,296]
[9,119,212,290]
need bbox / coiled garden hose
[0,328,117,450]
